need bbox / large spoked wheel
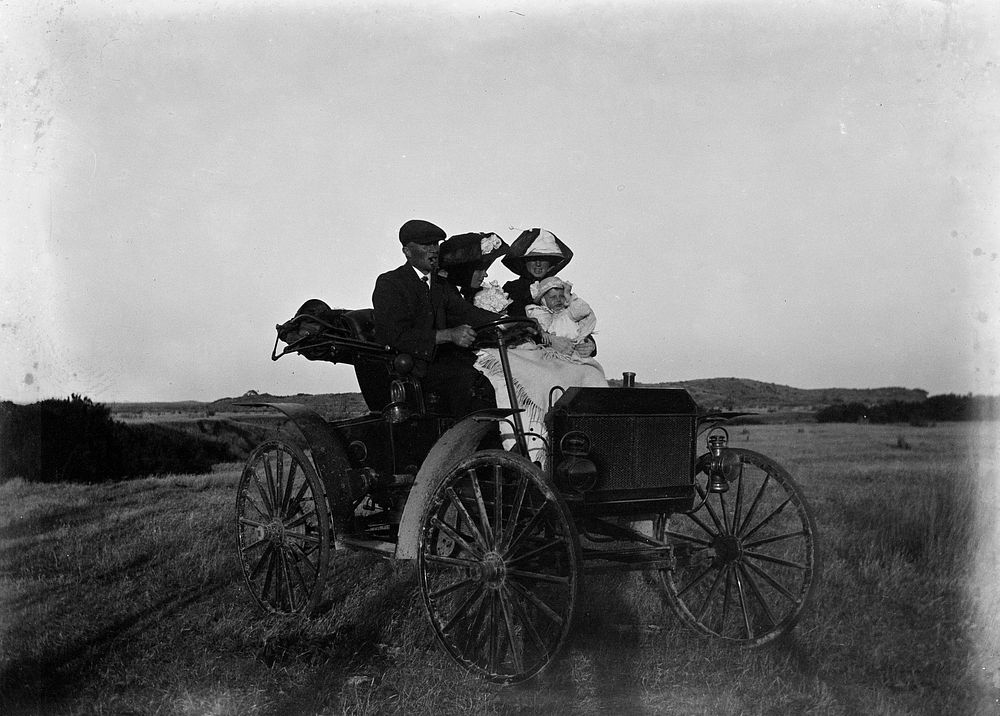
[236,439,332,615]
[654,449,819,646]
[418,450,581,683]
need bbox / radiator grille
[557,415,694,491]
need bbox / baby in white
[527,276,597,360]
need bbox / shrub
[0,395,238,483]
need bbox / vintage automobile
[235,304,819,683]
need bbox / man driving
[372,219,500,416]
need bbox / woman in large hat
[438,232,510,303]
[500,228,573,317]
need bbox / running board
[337,535,396,557]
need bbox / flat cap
[399,219,446,245]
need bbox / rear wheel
[654,449,819,646]
[418,450,580,683]
[236,439,331,615]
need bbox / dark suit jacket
[372,263,498,374]
[502,276,535,318]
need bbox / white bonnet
[530,276,573,303]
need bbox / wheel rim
[418,451,580,683]
[236,440,331,615]
[656,449,818,646]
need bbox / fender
[395,408,517,560]
[237,402,353,517]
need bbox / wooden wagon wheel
[418,450,581,683]
[236,439,332,615]
[654,449,819,646]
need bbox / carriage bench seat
[275,302,420,413]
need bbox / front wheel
[236,439,332,615]
[418,450,581,683]
[654,449,819,646]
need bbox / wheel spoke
[498,588,524,675]
[741,496,793,542]
[470,469,495,546]
[695,482,727,535]
[432,515,482,558]
[242,496,270,521]
[261,547,277,604]
[504,504,549,558]
[507,568,570,585]
[248,543,274,581]
[279,458,299,512]
[285,548,312,593]
[676,561,716,598]
[686,510,720,541]
[718,490,732,536]
[250,468,274,516]
[493,463,503,550]
[279,548,297,610]
[441,583,486,634]
[695,564,728,622]
[429,576,477,601]
[240,536,267,553]
[446,487,488,552]
[464,590,492,656]
[738,562,777,629]
[731,461,746,533]
[744,529,807,550]
[488,594,500,674]
[507,538,567,566]
[286,476,313,517]
[506,584,549,658]
[736,471,772,536]
[733,565,753,640]
[262,455,279,517]
[424,553,480,569]
[287,541,319,579]
[743,557,801,604]
[284,510,316,532]
[744,550,808,571]
[283,531,322,545]
[500,475,529,550]
[508,578,565,626]
[720,565,733,630]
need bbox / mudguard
[395,409,514,560]
[237,402,353,516]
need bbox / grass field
[2,423,999,715]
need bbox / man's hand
[437,324,477,348]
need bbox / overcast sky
[3,0,998,403]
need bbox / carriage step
[337,535,396,557]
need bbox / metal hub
[478,552,507,589]
[712,534,743,564]
[256,520,286,545]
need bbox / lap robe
[475,345,608,463]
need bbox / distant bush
[0,394,238,483]
[815,393,1000,424]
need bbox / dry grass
[1,423,998,714]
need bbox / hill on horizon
[106,378,930,417]
[627,377,929,411]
